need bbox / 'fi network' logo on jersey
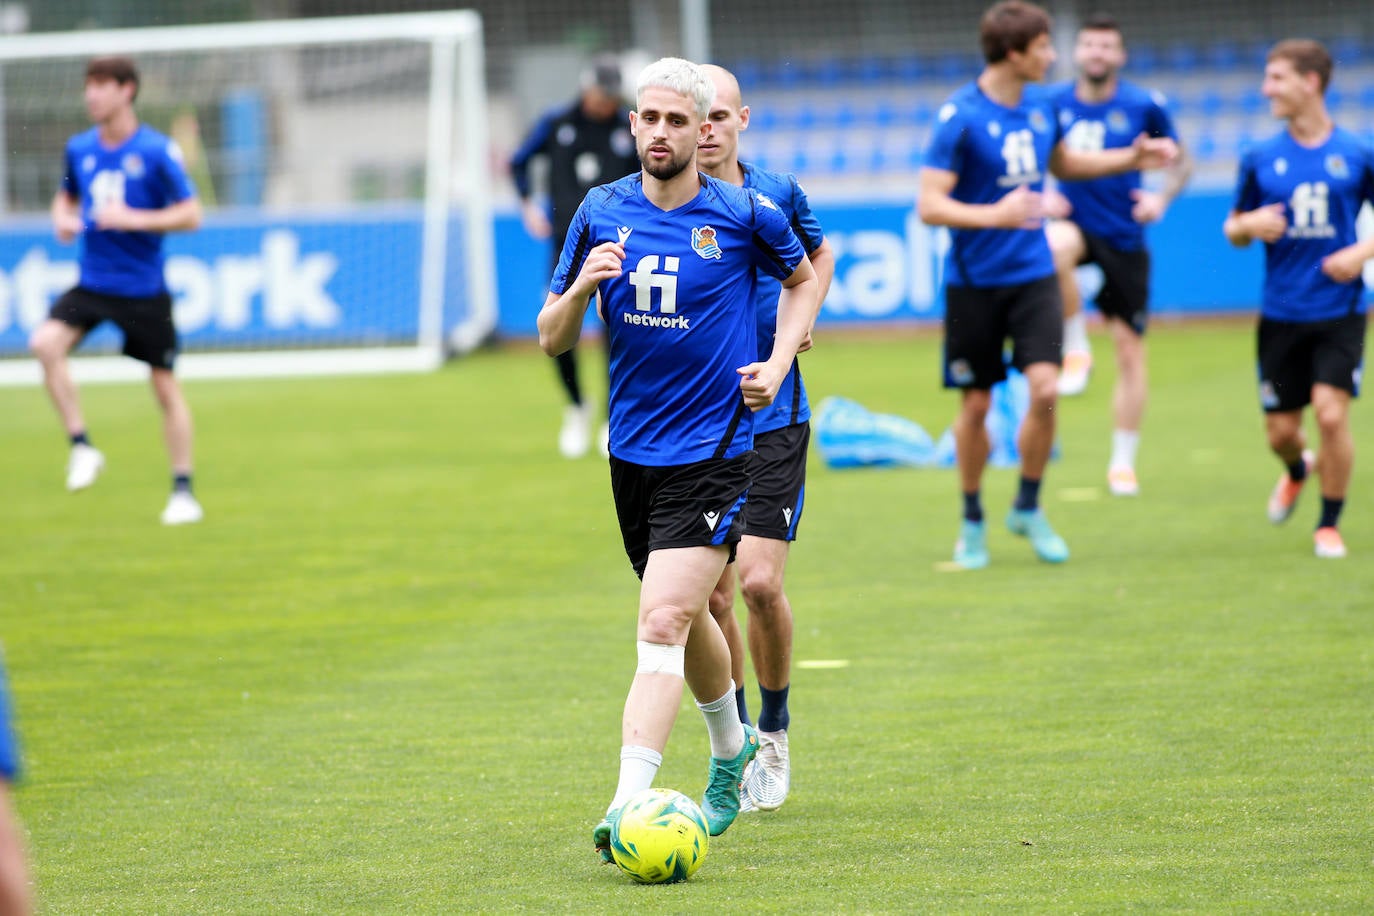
[1287,181,1336,239]
[997,129,1041,186]
[624,255,691,330]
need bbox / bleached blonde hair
[635,57,712,119]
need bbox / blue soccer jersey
[62,124,198,298]
[741,162,825,434]
[552,173,807,466]
[0,657,18,782]
[1234,127,1374,322]
[923,81,1062,288]
[1051,79,1178,251]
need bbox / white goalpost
[0,11,496,385]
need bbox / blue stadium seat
[1199,90,1223,118]
[904,100,933,127]
[1192,133,1217,162]
[868,100,897,129]
[747,106,775,131]
[1204,41,1241,71]
[853,57,887,86]
[1359,85,1374,112]
[733,59,763,91]
[1329,36,1361,65]
[1164,41,1199,73]
[891,54,928,82]
[1239,89,1266,116]
[934,51,969,80]
[1327,88,1347,112]
[1130,44,1159,74]
[770,59,802,89]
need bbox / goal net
[0,11,495,384]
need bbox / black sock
[70,431,90,447]
[1287,457,1308,482]
[734,686,752,727]
[173,474,193,494]
[757,684,790,733]
[1014,476,1042,512]
[1318,497,1344,530]
[962,490,983,523]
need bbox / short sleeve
[160,138,198,203]
[750,192,806,281]
[786,175,825,254]
[1146,90,1179,141]
[550,194,595,295]
[923,102,965,173]
[1233,149,1260,214]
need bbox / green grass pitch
[1,322,1371,912]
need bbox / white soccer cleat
[1057,349,1092,397]
[558,405,591,459]
[1107,466,1139,497]
[1313,527,1346,559]
[739,728,790,812]
[66,444,105,491]
[161,491,204,526]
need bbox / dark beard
[640,149,694,182]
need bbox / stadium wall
[491,189,1371,337]
[2,189,1369,354]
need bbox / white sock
[696,683,744,760]
[609,745,663,813]
[1064,311,1090,354]
[1110,429,1140,470]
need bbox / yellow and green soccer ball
[609,788,710,884]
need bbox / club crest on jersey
[692,226,723,260]
[81,154,96,174]
[1107,109,1129,134]
[986,121,1003,138]
[1274,157,1288,176]
[1027,109,1050,134]
[1325,154,1349,179]
[121,152,145,179]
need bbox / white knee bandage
[635,641,685,677]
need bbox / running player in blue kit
[28,56,204,525]
[536,57,819,862]
[696,63,835,813]
[918,1,1176,570]
[1046,14,1193,497]
[1224,39,1374,559]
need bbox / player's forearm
[133,198,203,233]
[1222,212,1253,247]
[807,240,836,308]
[50,191,78,223]
[537,289,593,356]
[769,276,819,368]
[1052,146,1136,182]
[917,191,1001,230]
[1160,145,1194,205]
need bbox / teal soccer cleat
[700,723,759,836]
[1006,509,1069,563]
[953,519,989,569]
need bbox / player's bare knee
[28,326,64,363]
[637,604,694,645]
[739,569,784,615]
[706,584,734,621]
[1313,402,1347,439]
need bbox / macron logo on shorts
[703,510,720,531]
